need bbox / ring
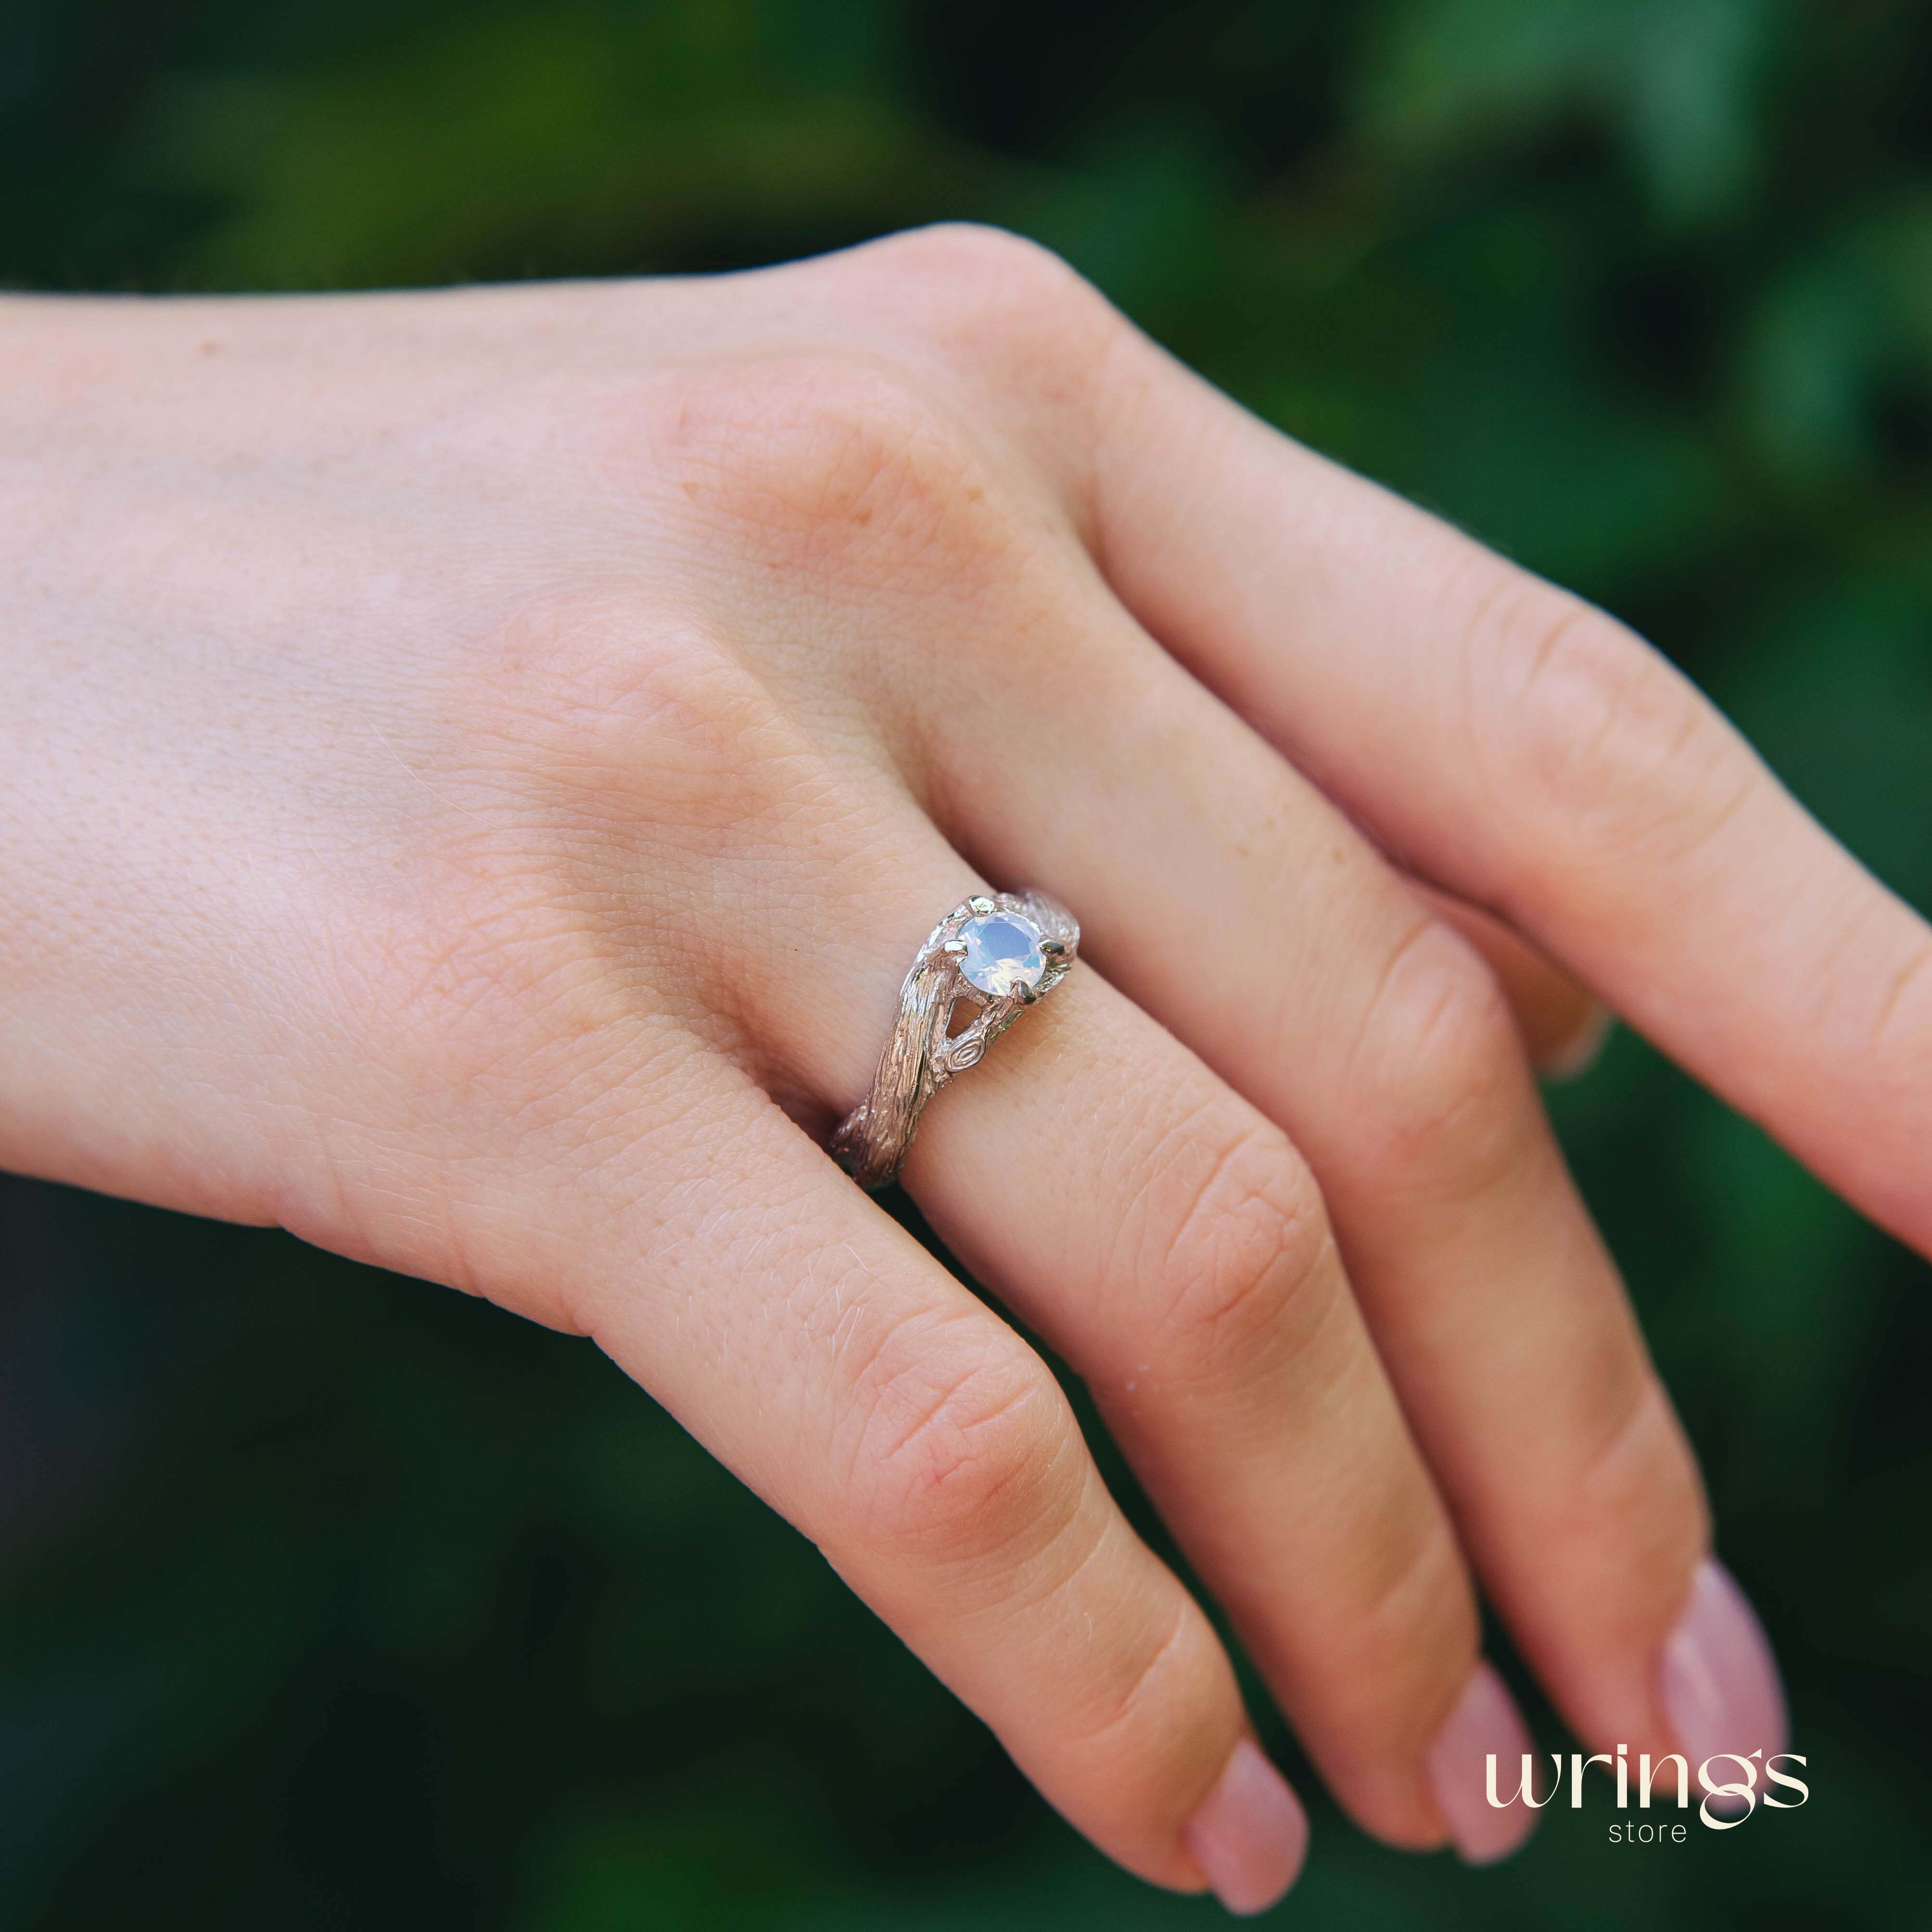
[831,889,1080,1191]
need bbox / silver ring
[831,889,1080,1191]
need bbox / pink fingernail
[1182,1738,1309,1916]
[1426,1662,1541,1865]
[1661,1558,1788,1811]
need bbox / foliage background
[3,0,1930,1925]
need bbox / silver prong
[832,885,1077,1190]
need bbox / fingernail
[1426,1662,1541,1865]
[1540,1002,1614,1081]
[1182,1738,1309,1916]
[1661,1558,1789,1812]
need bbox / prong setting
[830,887,1080,1190]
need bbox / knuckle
[363,597,835,1044]
[1476,580,1753,868]
[478,593,818,836]
[648,351,1012,595]
[1063,1591,1202,1754]
[855,224,1130,439]
[847,1313,1083,1572]
[1141,1113,1339,1381]
[1344,1511,1479,1728]
[1569,1378,1711,1609]
[872,222,1110,338]
[1867,929,1932,1067]
[1350,918,1525,1189]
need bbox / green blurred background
[3,0,1929,1925]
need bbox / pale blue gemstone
[958,914,1046,997]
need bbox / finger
[897,557,1711,1831]
[706,779,1520,1858]
[1405,879,1612,1078]
[447,1039,1304,1909]
[1091,336,1932,1262]
[907,970,1546,1864]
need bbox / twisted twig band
[830,889,1079,1191]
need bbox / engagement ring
[831,890,1079,1190]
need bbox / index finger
[1092,343,1932,1258]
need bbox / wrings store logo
[1488,1748,1810,1840]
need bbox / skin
[2,224,1925,1898]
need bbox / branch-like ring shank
[830,889,1080,1191]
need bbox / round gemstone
[958,913,1046,998]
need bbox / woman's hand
[5,226,1919,1913]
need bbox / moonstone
[958,913,1046,997]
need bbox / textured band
[830,889,1080,1191]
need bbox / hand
[5,226,1918,1913]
